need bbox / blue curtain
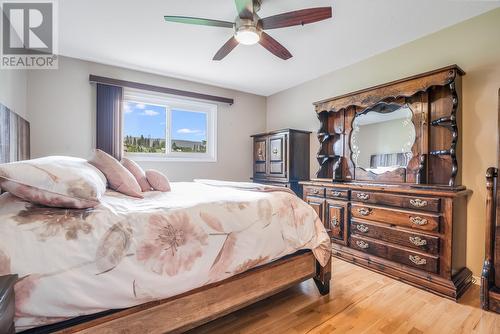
[96,84,123,160]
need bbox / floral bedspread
[0,181,330,332]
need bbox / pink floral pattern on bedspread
[0,181,330,332]
[137,213,209,276]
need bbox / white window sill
[125,154,217,163]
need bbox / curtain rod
[89,75,234,105]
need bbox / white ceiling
[59,0,500,96]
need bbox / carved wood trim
[344,107,356,181]
[314,65,464,113]
[448,81,459,186]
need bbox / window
[122,89,217,162]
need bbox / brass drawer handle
[356,240,369,249]
[357,193,370,200]
[331,216,339,227]
[357,208,372,216]
[356,224,369,233]
[410,216,428,226]
[311,188,320,194]
[409,255,427,265]
[331,190,342,197]
[410,198,428,208]
[409,236,427,246]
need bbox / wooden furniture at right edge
[301,65,472,300]
[481,89,500,313]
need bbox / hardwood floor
[188,258,500,334]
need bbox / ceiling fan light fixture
[235,26,260,45]
[165,2,333,60]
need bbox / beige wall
[266,8,500,276]
[27,56,266,182]
[17,8,500,276]
[0,70,27,119]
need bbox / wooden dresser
[300,65,472,300]
[252,129,310,197]
[481,89,500,313]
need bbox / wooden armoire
[481,89,500,313]
[251,129,310,197]
[300,65,472,300]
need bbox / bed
[0,107,331,334]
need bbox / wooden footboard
[481,167,500,312]
[1,251,331,334]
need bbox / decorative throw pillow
[89,149,143,198]
[145,169,171,192]
[0,156,107,208]
[122,158,151,192]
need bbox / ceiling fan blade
[164,16,234,28]
[260,7,332,30]
[235,0,254,20]
[259,32,292,60]
[213,37,239,61]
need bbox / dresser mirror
[350,105,416,175]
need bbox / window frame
[122,88,217,162]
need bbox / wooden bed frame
[0,105,332,334]
[1,251,330,334]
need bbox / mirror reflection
[351,105,416,174]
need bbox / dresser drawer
[351,204,440,232]
[351,220,439,255]
[325,188,349,200]
[351,191,440,212]
[304,186,325,197]
[350,235,439,274]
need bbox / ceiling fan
[164,0,332,61]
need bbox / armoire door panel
[254,162,266,175]
[269,162,284,175]
[269,134,287,177]
[270,135,285,162]
[254,139,267,162]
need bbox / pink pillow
[145,170,171,192]
[122,158,151,192]
[89,150,143,198]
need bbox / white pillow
[0,156,107,208]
